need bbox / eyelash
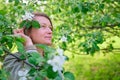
[41,25,46,27]
[41,25,53,30]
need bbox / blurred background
[0,0,120,80]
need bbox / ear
[24,28,31,36]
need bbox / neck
[37,47,44,56]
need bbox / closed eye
[41,25,53,30]
[41,25,46,28]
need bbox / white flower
[22,12,34,21]
[58,70,64,80]
[50,15,54,19]
[18,68,29,80]
[57,47,64,56]
[61,36,67,42]
[43,1,47,4]
[19,77,27,80]
[47,55,66,72]
[18,68,29,77]
[40,6,45,12]
[37,1,41,4]
[5,0,9,3]
[22,0,29,4]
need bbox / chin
[46,42,52,46]
[47,43,52,46]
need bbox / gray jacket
[3,46,38,80]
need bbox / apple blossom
[47,47,66,72]
[57,47,64,56]
[22,12,34,21]
[18,68,29,80]
[61,36,67,42]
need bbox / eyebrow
[41,23,52,26]
[41,23,53,30]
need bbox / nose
[46,27,52,34]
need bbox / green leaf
[64,72,75,80]
[15,0,19,5]
[37,57,45,66]
[54,76,62,80]
[15,41,25,54]
[1,36,14,49]
[36,44,55,54]
[29,68,36,76]
[9,0,13,2]
[0,33,2,37]
[72,6,80,13]
[0,20,4,26]
[20,20,31,29]
[28,52,43,65]
[32,20,40,28]
[20,20,27,28]
[92,42,100,51]
[35,77,42,80]
[19,55,26,60]
[25,21,32,29]
[118,24,120,27]
[0,48,3,56]
[7,42,13,49]
[81,5,89,14]
[0,10,7,15]
[67,35,72,43]
[38,69,47,78]
[96,36,104,44]
[61,42,67,50]
[108,44,114,51]
[47,66,58,79]
[99,4,104,10]
[15,37,25,43]
[0,14,3,19]
[0,69,9,80]
[28,56,37,65]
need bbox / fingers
[13,28,24,34]
[13,28,26,38]
[13,28,33,47]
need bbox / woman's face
[29,16,52,45]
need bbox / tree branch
[3,47,41,70]
[81,23,120,30]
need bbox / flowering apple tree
[0,7,74,79]
[0,0,120,80]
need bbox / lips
[45,36,52,40]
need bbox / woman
[3,12,53,80]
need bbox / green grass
[64,53,120,80]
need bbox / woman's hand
[13,28,33,47]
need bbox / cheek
[37,29,45,37]
[31,28,44,36]
[30,29,45,42]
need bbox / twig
[3,47,41,70]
